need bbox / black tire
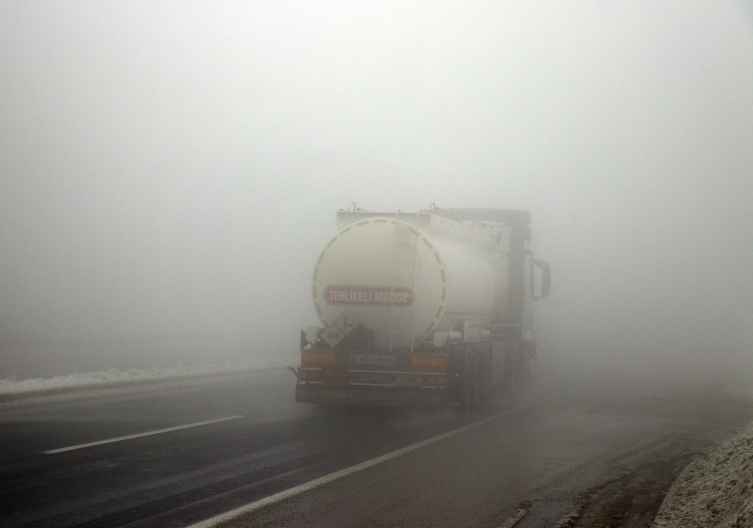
[501,345,519,406]
[470,353,482,410]
[459,353,476,412]
[476,351,489,409]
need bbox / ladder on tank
[389,211,419,352]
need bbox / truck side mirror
[532,259,551,300]
[541,262,551,298]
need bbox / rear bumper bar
[295,384,448,406]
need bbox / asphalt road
[0,367,500,528]
[1,366,752,528]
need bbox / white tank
[312,213,509,351]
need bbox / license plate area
[322,367,348,387]
[349,371,397,385]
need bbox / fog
[1,1,751,386]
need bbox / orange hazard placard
[301,350,338,365]
[410,354,448,370]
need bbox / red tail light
[298,369,322,382]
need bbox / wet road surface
[1,367,751,528]
[218,383,753,528]
[0,368,498,527]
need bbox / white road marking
[497,507,530,528]
[188,404,536,528]
[43,415,244,454]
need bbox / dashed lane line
[43,415,244,454]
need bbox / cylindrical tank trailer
[294,206,550,409]
[312,216,503,352]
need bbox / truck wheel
[476,353,488,409]
[501,346,519,407]
[459,354,476,412]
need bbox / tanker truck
[292,205,550,409]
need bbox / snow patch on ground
[653,420,753,528]
[0,357,286,395]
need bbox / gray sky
[1,1,751,375]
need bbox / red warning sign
[323,285,413,307]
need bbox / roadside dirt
[567,445,708,527]
[566,386,753,528]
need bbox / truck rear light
[298,369,322,382]
[423,375,448,387]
